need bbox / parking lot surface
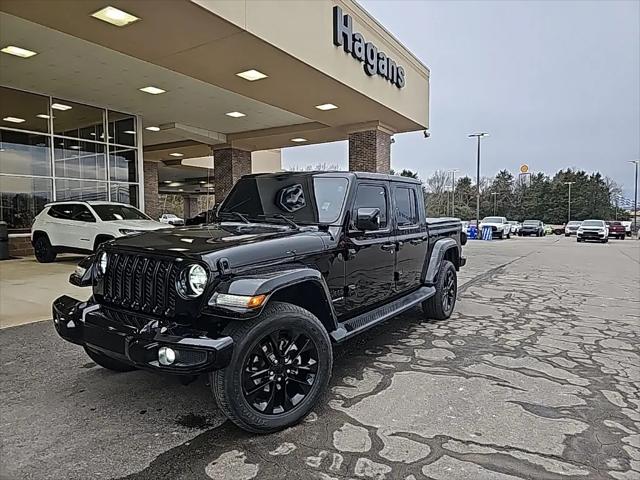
[1,236,639,480]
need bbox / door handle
[410,239,423,245]
[381,243,395,252]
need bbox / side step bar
[330,286,436,343]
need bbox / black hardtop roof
[242,171,422,185]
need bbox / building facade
[0,0,429,255]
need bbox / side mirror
[355,207,380,231]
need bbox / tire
[211,302,333,433]
[619,235,624,240]
[33,235,57,263]
[84,347,136,372]
[506,232,511,239]
[577,238,582,242]
[497,232,503,239]
[422,260,457,321]
[565,233,570,237]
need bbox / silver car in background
[564,220,582,236]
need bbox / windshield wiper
[218,211,250,224]
[256,214,300,230]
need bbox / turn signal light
[211,293,267,309]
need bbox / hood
[109,219,172,231]
[109,222,328,269]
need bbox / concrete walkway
[0,255,88,328]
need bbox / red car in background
[606,221,626,240]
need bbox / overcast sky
[282,0,640,201]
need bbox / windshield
[92,204,151,221]
[508,221,518,225]
[523,220,539,225]
[582,220,604,227]
[482,217,503,223]
[568,221,581,226]
[219,175,349,225]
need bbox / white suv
[31,201,171,263]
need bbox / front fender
[69,255,95,287]
[423,238,459,285]
[207,267,335,321]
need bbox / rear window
[47,204,74,220]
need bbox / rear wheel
[212,302,332,433]
[33,235,57,263]
[422,260,457,321]
[84,347,136,372]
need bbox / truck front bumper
[52,295,233,375]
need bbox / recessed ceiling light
[315,103,338,111]
[169,152,183,157]
[51,103,72,111]
[139,86,166,95]
[2,116,25,123]
[291,138,307,143]
[236,69,268,81]
[225,111,246,118]
[123,130,136,134]
[145,126,160,132]
[163,180,172,184]
[1,45,37,58]
[91,6,139,27]
[168,182,182,187]
[69,145,81,150]
[199,181,206,184]
[36,114,51,119]
[178,189,184,192]
[90,133,96,136]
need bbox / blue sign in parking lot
[482,226,493,240]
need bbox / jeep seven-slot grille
[103,253,178,317]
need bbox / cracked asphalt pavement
[1,236,639,480]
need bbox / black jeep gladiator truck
[53,172,465,433]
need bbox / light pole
[448,169,459,217]
[630,160,639,238]
[491,192,498,215]
[564,181,575,223]
[468,133,488,228]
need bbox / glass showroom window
[0,86,141,232]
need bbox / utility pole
[448,169,459,217]
[468,133,488,227]
[564,181,575,223]
[630,160,639,238]
[491,192,498,215]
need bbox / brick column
[214,147,251,202]
[348,128,391,173]
[143,161,159,219]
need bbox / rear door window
[72,204,96,222]
[47,204,74,220]
[395,186,418,226]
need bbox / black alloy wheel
[422,260,457,321]
[441,268,457,314]
[211,302,332,433]
[34,235,56,263]
[242,329,318,415]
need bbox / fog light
[158,347,176,366]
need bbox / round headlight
[180,264,208,297]
[97,252,108,275]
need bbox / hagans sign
[333,6,406,89]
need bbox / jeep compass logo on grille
[277,184,306,213]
